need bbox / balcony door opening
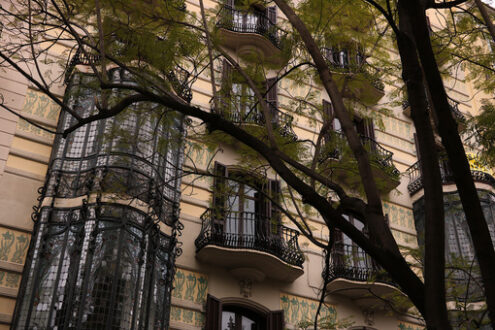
[222,305,266,330]
[213,163,281,249]
[205,295,284,330]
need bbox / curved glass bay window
[13,69,184,329]
[413,190,495,302]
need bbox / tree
[0,0,493,328]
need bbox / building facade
[0,0,493,329]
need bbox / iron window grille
[13,68,185,329]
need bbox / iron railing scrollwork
[195,209,304,268]
[401,99,465,123]
[14,204,176,329]
[210,95,297,141]
[320,131,400,178]
[216,5,287,49]
[64,46,193,103]
[406,156,495,195]
[13,69,184,329]
[325,242,398,288]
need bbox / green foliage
[468,102,495,168]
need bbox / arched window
[205,295,284,330]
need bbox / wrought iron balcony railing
[210,95,297,140]
[326,242,398,287]
[216,5,287,49]
[195,209,304,268]
[407,157,495,195]
[322,47,385,92]
[64,46,193,102]
[320,131,400,178]
[402,99,466,123]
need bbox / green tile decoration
[280,293,337,326]
[0,270,21,289]
[16,89,60,139]
[172,268,208,303]
[22,89,60,121]
[170,306,205,327]
[0,229,30,264]
[170,268,208,327]
[383,202,415,230]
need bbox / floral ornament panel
[0,270,22,289]
[0,228,30,265]
[398,321,424,330]
[17,89,60,139]
[383,202,415,230]
[280,293,337,326]
[171,268,208,304]
[170,306,205,327]
[22,89,60,121]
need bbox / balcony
[195,209,304,282]
[325,242,409,310]
[402,100,466,129]
[319,132,400,193]
[215,5,287,64]
[407,156,495,195]
[210,95,297,141]
[322,48,385,105]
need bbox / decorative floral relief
[280,293,337,326]
[171,268,208,304]
[17,89,60,139]
[0,271,21,289]
[22,89,60,121]
[170,269,208,327]
[383,202,415,230]
[170,306,205,327]
[0,229,31,264]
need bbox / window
[333,215,369,271]
[220,61,278,125]
[213,163,281,248]
[225,0,277,35]
[205,295,284,330]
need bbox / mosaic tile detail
[398,321,424,330]
[0,228,30,265]
[22,89,60,121]
[171,268,208,304]
[0,270,21,289]
[392,230,417,246]
[170,306,205,327]
[383,202,415,230]
[16,89,60,139]
[280,293,337,326]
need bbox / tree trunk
[403,1,495,327]
[271,0,428,318]
[395,2,451,328]
[474,0,495,46]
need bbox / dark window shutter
[365,119,375,140]
[267,310,284,330]
[221,60,233,96]
[267,6,277,25]
[269,180,281,234]
[323,100,334,135]
[266,78,278,122]
[205,295,222,330]
[213,162,228,232]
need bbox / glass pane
[222,311,236,330]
